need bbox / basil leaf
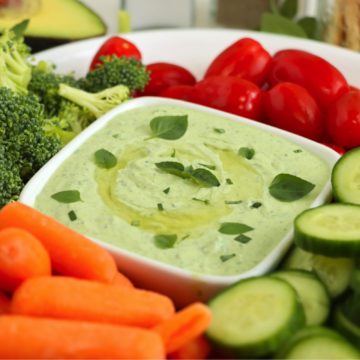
[68,210,77,221]
[94,149,117,169]
[155,161,188,178]
[154,234,177,249]
[149,115,188,140]
[11,19,30,40]
[51,190,82,203]
[235,234,252,244]
[189,168,220,188]
[220,254,236,262]
[260,13,308,38]
[279,0,298,19]
[218,222,254,235]
[297,17,319,39]
[238,147,255,160]
[269,173,315,202]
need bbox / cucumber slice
[335,304,360,348]
[332,147,360,205]
[206,276,305,358]
[294,204,360,257]
[272,270,330,326]
[276,326,360,359]
[282,247,354,298]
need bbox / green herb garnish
[269,173,315,202]
[68,210,77,221]
[199,163,216,170]
[163,187,170,194]
[251,202,262,208]
[94,149,117,169]
[189,168,220,188]
[226,178,233,185]
[51,190,82,204]
[171,149,176,158]
[156,162,220,188]
[182,234,190,240]
[154,234,177,249]
[155,161,188,178]
[192,197,209,205]
[11,19,29,40]
[225,200,243,205]
[218,222,253,235]
[220,253,236,262]
[157,203,164,211]
[235,234,252,244]
[238,147,255,160]
[148,115,188,140]
[131,220,140,227]
[213,128,225,134]
[293,149,302,153]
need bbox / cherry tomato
[160,85,195,102]
[141,63,196,96]
[263,82,324,141]
[322,143,346,155]
[326,90,360,149]
[204,38,272,86]
[193,76,263,121]
[90,36,142,70]
[267,50,349,109]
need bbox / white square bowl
[19,97,340,306]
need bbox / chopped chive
[68,210,77,221]
[234,234,252,244]
[163,187,170,194]
[214,128,225,134]
[171,149,176,157]
[157,203,164,211]
[182,234,190,240]
[198,163,216,170]
[131,220,140,227]
[251,202,262,208]
[226,178,233,185]
[220,253,236,262]
[225,200,243,205]
[293,149,302,153]
[192,197,209,205]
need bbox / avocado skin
[0,0,107,51]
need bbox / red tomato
[193,76,263,121]
[141,63,196,96]
[160,85,195,102]
[204,38,272,86]
[267,50,349,109]
[326,90,360,148]
[263,82,324,141]
[322,143,346,155]
[90,36,142,70]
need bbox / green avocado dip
[34,104,330,276]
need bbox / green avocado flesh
[0,0,106,40]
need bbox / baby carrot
[11,276,175,327]
[153,302,212,354]
[0,291,10,314]
[111,271,134,288]
[0,202,117,283]
[0,315,165,359]
[170,335,211,360]
[0,228,51,292]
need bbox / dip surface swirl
[35,105,330,276]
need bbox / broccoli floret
[0,20,31,95]
[59,83,130,118]
[79,55,149,93]
[0,87,61,207]
[44,101,95,146]
[28,60,79,117]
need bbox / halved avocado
[0,0,106,51]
